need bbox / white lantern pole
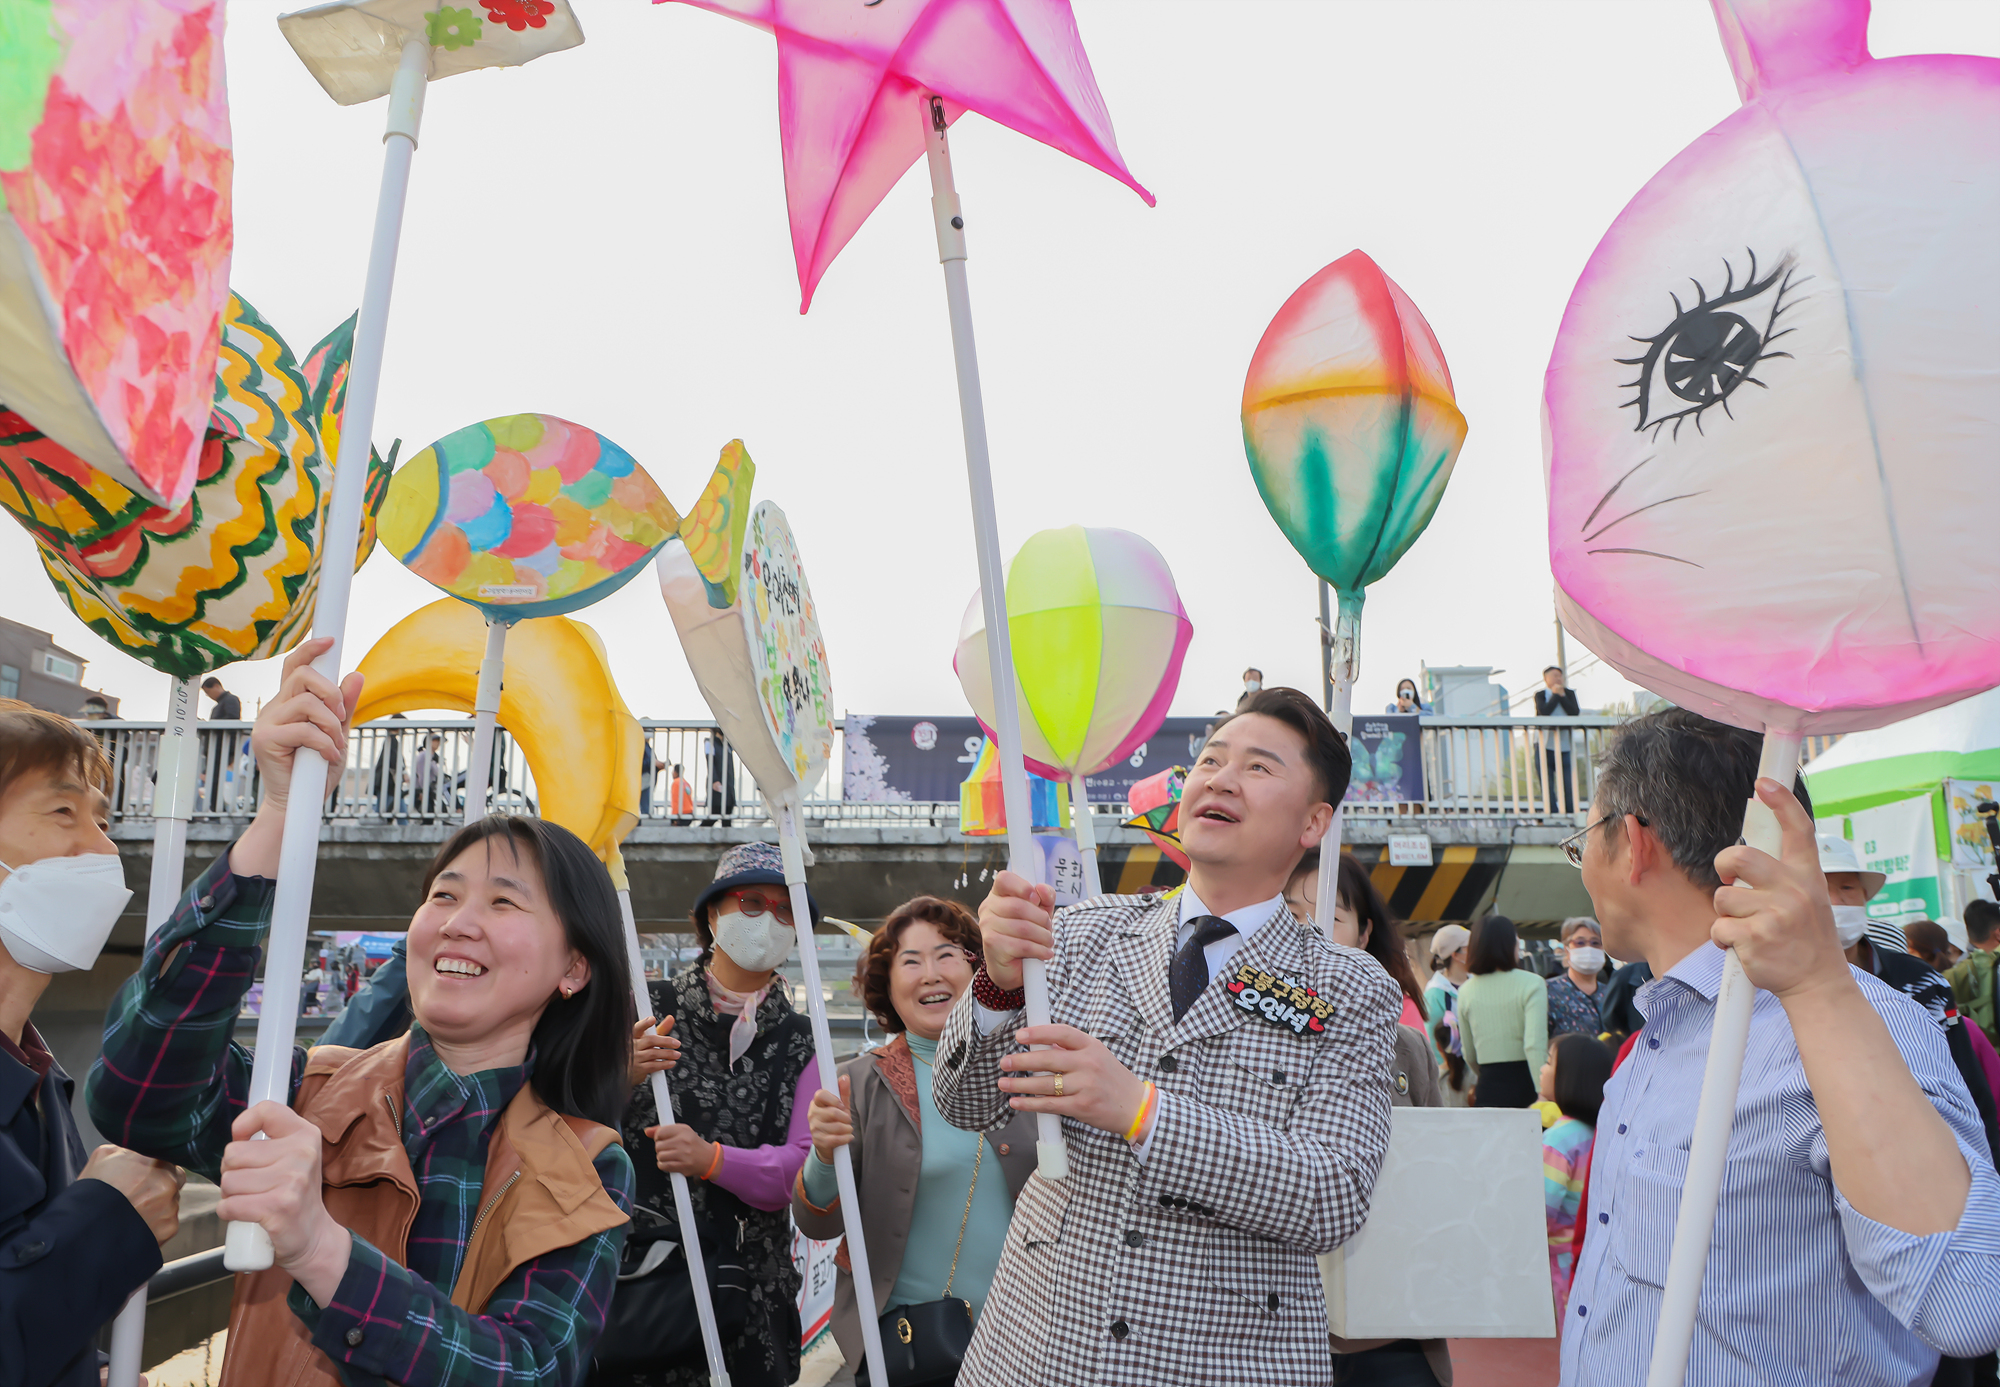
[920,92,1068,1181]
[1071,782,1103,900]
[1315,593,1360,932]
[1644,727,1801,1387]
[775,792,890,1387]
[463,618,508,823]
[224,36,428,1273]
[104,674,204,1387]
[612,871,730,1386]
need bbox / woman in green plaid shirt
[87,641,651,1387]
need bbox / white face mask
[1567,945,1606,974]
[712,903,795,973]
[1831,904,1870,949]
[0,854,133,975]
[1244,678,1262,693]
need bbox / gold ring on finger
[1053,1073,1064,1098]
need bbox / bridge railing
[83,715,1682,830]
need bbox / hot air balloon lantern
[955,525,1192,898]
[1542,2,1999,1379]
[1242,250,1467,923]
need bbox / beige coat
[791,1033,1036,1367]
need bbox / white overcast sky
[9,0,1997,723]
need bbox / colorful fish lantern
[0,0,232,510]
[1542,3,2000,1378]
[959,738,1070,838]
[298,313,399,569]
[1123,764,1189,873]
[0,294,390,680]
[381,413,679,621]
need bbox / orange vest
[219,1036,627,1387]
[669,777,695,815]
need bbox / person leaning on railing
[793,896,1037,1385]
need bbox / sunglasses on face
[723,889,794,923]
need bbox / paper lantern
[379,413,680,622]
[297,313,399,570]
[279,0,585,106]
[954,526,1191,782]
[959,738,1070,837]
[1242,251,1467,605]
[352,599,641,863]
[0,294,389,679]
[1544,0,2000,735]
[658,487,834,798]
[0,0,232,509]
[1122,764,1190,872]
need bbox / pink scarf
[705,970,769,1068]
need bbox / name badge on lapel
[1225,963,1333,1035]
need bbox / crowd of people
[3,649,2000,1387]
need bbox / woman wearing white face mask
[1545,917,1608,1038]
[601,842,819,1387]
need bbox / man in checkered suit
[934,688,1401,1385]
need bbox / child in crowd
[1539,1032,1613,1319]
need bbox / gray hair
[1559,916,1600,943]
[1591,708,1811,893]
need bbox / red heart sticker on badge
[1307,1016,1324,1033]
[1227,980,1245,993]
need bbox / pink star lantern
[663,0,1153,311]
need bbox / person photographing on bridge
[87,639,646,1387]
[933,686,1401,1387]
[0,699,185,1387]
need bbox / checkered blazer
[933,891,1400,1386]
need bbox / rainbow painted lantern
[1242,250,1467,630]
[959,738,1070,837]
[379,413,680,621]
[954,525,1191,784]
[1123,764,1189,872]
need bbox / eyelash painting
[1616,251,1806,439]
[1540,0,2000,738]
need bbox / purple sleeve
[707,1055,820,1212]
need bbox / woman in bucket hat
[598,842,821,1387]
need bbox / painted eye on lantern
[1617,251,1806,440]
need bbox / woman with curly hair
[792,897,1036,1385]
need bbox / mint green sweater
[1456,967,1550,1074]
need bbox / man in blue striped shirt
[1561,710,2000,1387]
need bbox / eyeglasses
[723,889,794,924]
[1560,811,1648,867]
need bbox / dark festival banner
[1346,712,1424,804]
[843,715,1219,805]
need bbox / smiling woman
[793,897,1037,1383]
[83,640,638,1387]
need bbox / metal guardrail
[149,1246,228,1301]
[87,714,1829,832]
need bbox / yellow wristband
[1124,1082,1157,1144]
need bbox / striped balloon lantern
[955,525,1192,896]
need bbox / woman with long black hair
[88,640,638,1387]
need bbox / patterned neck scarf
[705,968,770,1068]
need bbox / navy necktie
[1171,915,1239,1021]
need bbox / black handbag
[859,1133,983,1387]
[593,1217,752,1374]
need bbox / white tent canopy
[1805,687,2000,775]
